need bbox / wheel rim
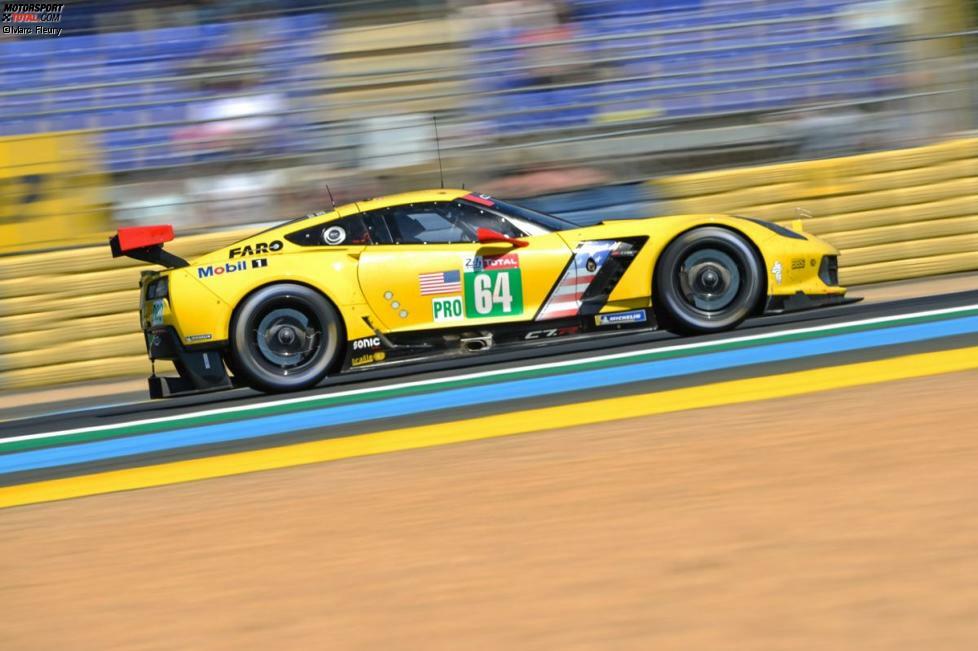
[677,248,742,312]
[252,305,322,373]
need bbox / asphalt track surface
[3,289,977,432]
[1,286,978,500]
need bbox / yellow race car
[111,188,848,398]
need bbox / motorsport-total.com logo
[2,3,65,36]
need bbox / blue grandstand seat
[149,105,187,126]
[97,110,140,130]
[660,96,700,117]
[8,38,55,57]
[4,89,45,110]
[0,120,36,136]
[199,22,232,41]
[103,127,139,151]
[138,125,173,147]
[47,115,89,132]
[58,88,98,108]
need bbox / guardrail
[652,136,978,286]
[0,229,248,390]
[1,136,976,391]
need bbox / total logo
[352,336,382,351]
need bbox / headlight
[819,256,839,286]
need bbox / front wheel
[654,227,764,334]
[229,283,344,393]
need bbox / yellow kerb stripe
[3,345,977,509]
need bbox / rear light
[146,277,169,299]
[819,256,839,286]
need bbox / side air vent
[579,237,648,314]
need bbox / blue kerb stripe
[3,315,977,475]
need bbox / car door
[357,200,573,332]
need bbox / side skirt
[765,293,861,314]
[340,310,658,372]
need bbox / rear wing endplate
[109,225,188,268]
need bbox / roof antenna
[433,114,445,189]
[325,183,336,211]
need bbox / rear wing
[109,225,188,268]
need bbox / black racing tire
[230,283,344,393]
[654,227,764,334]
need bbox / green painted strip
[2,306,976,454]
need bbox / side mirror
[476,227,528,248]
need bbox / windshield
[487,199,577,232]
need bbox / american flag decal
[418,269,462,295]
[536,240,618,320]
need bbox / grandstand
[0,0,909,174]
[474,0,902,134]
[0,14,326,171]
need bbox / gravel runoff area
[2,369,978,650]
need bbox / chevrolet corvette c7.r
[110,189,848,397]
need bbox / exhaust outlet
[459,334,493,353]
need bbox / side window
[382,202,527,244]
[385,203,468,244]
[285,212,392,246]
[450,201,526,238]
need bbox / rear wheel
[654,227,764,334]
[230,284,344,393]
